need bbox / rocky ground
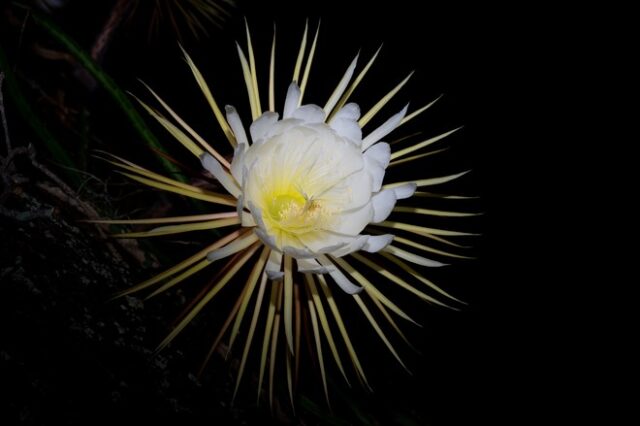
[0,147,265,425]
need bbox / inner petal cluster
[242,117,372,255]
[220,84,406,261]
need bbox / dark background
[0,0,538,424]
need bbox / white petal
[243,165,264,215]
[328,233,394,257]
[330,117,362,146]
[248,201,266,227]
[230,144,246,184]
[318,256,363,294]
[329,235,369,257]
[262,117,304,141]
[248,202,278,250]
[225,105,248,146]
[292,104,326,123]
[330,202,373,235]
[249,111,279,143]
[329,270,362,294]
[362,234,394,252]
[266,250,284,279]
[364,142,391,168]
[331,103,360,122]
[326,168,372,211]
[392,182,417,199]
[200,153,241,198]
[241,211,255,226]
[361,104,409,151]
[297,230,351,254]
[364,142,390,192]
[255,228,279,252]
[364,156,385,192]
[282,244,317,259]
[371,189,397,223]
[297,258,335,274]
[283,82,301,118]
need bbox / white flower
[217,84,407,266]
[96,21,475,408]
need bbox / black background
[0,0,543,424]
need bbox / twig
[17,7,30,54]
[0,203,53,221]
[75,0,132,90]
[0,204,53,221]
[27,144,75,196]
[91,0,131,63]
[0,72,12,154]
[1,146,28,167]
[0,141,149,264]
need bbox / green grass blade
[26,9,186,182]
[0,44,80,185]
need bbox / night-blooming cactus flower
[93,21,476,409]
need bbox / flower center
[240,117,371,253]
[266,190,327,234]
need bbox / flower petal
[331,102,361,122]
[364,142,391,168]
[361,104,409,151]
[364,142,391,192]
[248,202,279,251]
[225,105,248,146]
[362,234,394,252]
[331,202,374,235]
[296,230,351,255]
[329,103,362,146]
[249,111,279,143]
[281,244,317,259]
[329,235,369,257]
[330,117,362,146]
[255,227,279,251]
[230,145,247,184]
[293,104,326,124]
[297,258,336,274]
[200,153,241,198]
[318,256,363,294]
[371,189,397,223]
[323,168,372,212]
[283,82,301,118]
[266,250,284,279]
[392,182,418,199]
[241,211,256,226]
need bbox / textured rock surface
[0,173,254,425]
